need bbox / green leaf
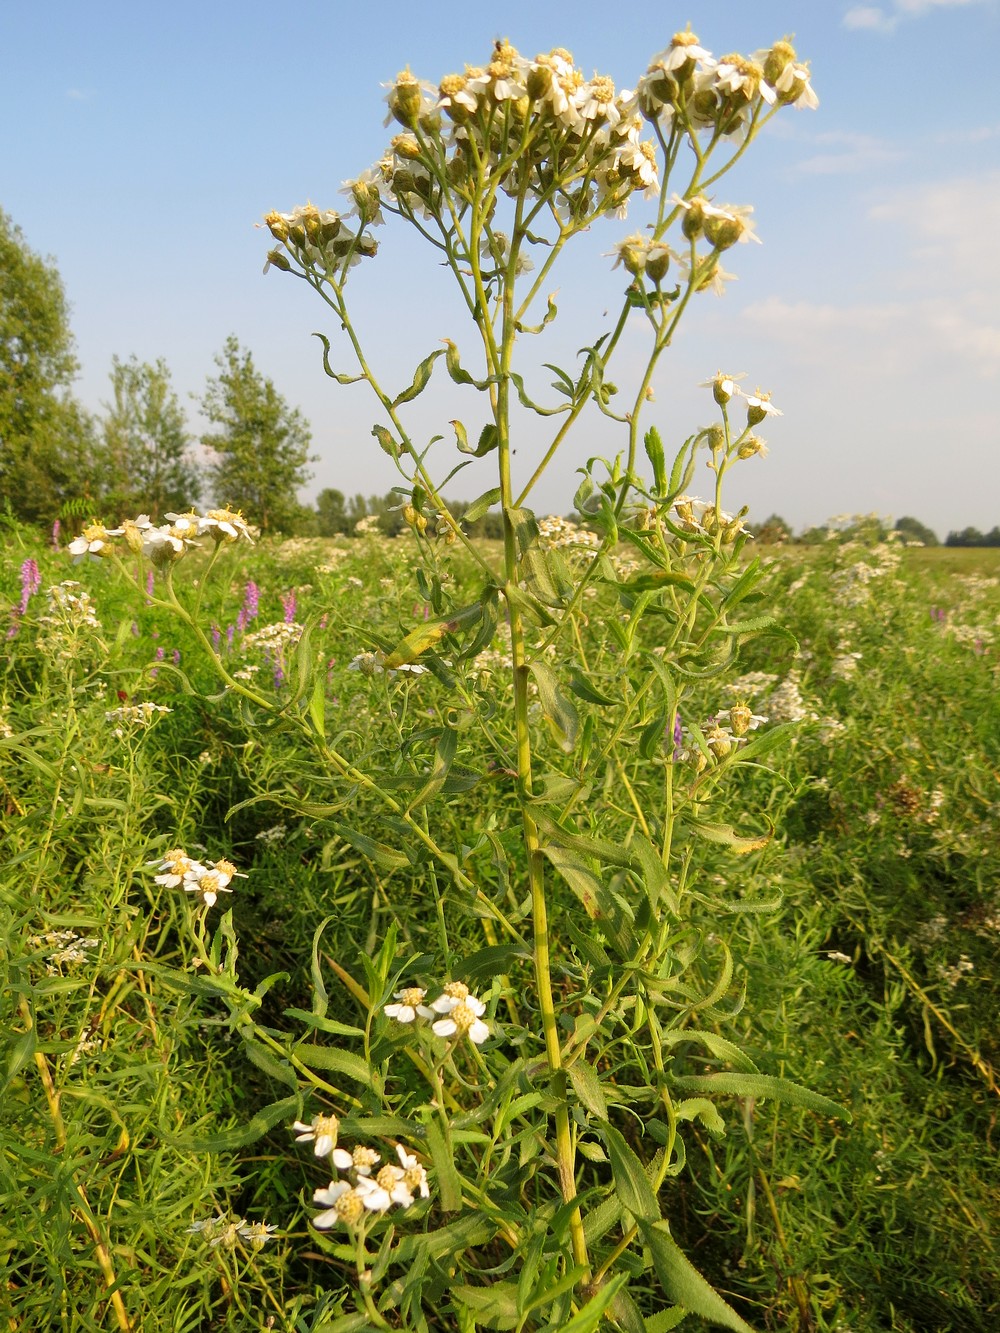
[294,1043,372,1084]
[639,1220,755,1332]
[682,817,773,855]
[522,546,575,607]
[371,424,399,460]
[568,1061,609,1121]
[407,727,458,811]
[443,337,489,389]
[391,347,444,407]
[644,426,667,493]
[528,661,579,752]
[454,420,499,456]
[451,1282,520,1330]
[601,1124,660,1221]
[566,669,617,707]
[542,1275,629,1333]
[284,1008,365,1039]
[331,823,411,872]
[163,1094,301,1152]
[240,1033,297,1088]
[659,1029,759,1074]
[383,601,484,668]
[504,505,539,558]
[313,332,365,384]
[464,487,502,523]
[424,1116,463,1212]
[670,1073,851,1121]
[674,1098,727,1135]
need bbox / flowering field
[1,519,997,1333]
[3,27,999,1333]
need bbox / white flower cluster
[146,848,246,908]
[187,1214,277,1250]
[537,515,602,553]
[68,509,255,569]
[670,496,751,542]
[240,621,303,655]
[105,700,172,737]
[29,929,99,974]
[264,32,812,280]
[291,1114,431,1229]
[347,650,428,679]
[384,980,490,1045]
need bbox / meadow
[1,522,997,1332]
[3,30,998,1333]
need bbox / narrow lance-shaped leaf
[383,601,484,668]
[639,1220,756,1333]
[391,346,444,406]
[312,332,366,384]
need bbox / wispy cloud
[65,88,93,101]
[746,171,1000,379]
[843,0,988,32]
[793,131,905,175]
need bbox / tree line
[1,208,993,545]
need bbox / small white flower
[431,996,490,1045]
[312,1180,365,1228]
[292,1112,340,1158]
[395,1144,430,1199]
[238,1220,277,1249]
[384,986,433,1023]
[357,1164,413,1212]
[332,1145,381,1176]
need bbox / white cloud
[843,6,896,31]
[65,88,93,101]
[794,131,905,175]
[843,0,988,30]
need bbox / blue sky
[2,0,999,535]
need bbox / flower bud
[646,244,671,284]
[391,133,422,161]
[703,210,744,250]
[389,71,423,129]
[263,248,291,274]
[737,434,767,460]
[264,211,289,242]
[728,702,753,737]
[706,424,726,451]
[763,40,796,90]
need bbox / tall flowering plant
[80,30,847,1331]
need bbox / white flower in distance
[238,1220,277,1249]
[384,986,433,1023]
[292,1113,340,1158]
[431,995,490,1045]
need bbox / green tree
[315,486,351,536]
[752,512,793,545]
[199,335,314,533]
[893,515,938,546]
[0,207,92,523]
[99,355,200,519]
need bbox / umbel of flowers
[262,33,816,294]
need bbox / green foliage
[200,334,314,533]
[0,207,94,525]
[97,354,201,519]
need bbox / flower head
[292,1113,340,1158]
[384,986,432,1023]
[431,995,490,1045]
